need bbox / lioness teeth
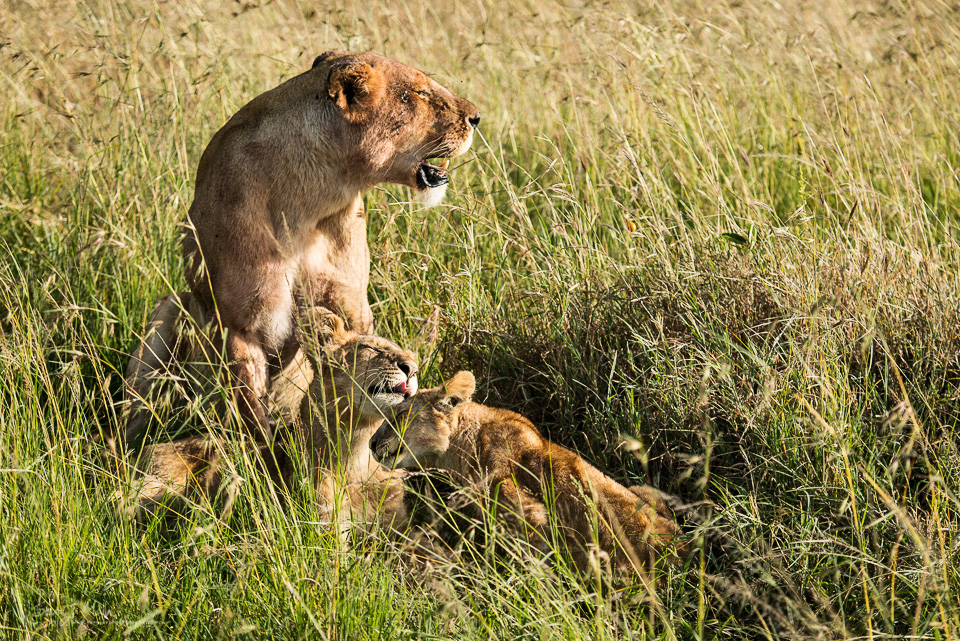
[416,161,450,189]
[438,159,449,170]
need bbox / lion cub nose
[468,113,480,129]
[398,361,418,378]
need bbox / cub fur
[295,307,418,530]
[121,308,418,531]
[370,372,689,575]
[180,51,480,443]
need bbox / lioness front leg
[226,329,273,443]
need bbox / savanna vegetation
[2,0,959,638]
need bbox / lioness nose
[398,361,418,377]
[468,113,480,129]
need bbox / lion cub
[370,372,688,575]
[121,308,418,531]
[295,308,419,530]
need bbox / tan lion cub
[120,308,419,531]
[370,371,689,576]
[295,308,419,531]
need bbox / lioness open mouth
[416,158,450,190]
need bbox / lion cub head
[310,51,480,206]
[369,371,476,469]
[298,307,420,421]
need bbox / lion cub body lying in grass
[370,371,689,575]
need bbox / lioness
[370,372,689,575]
[180,51,479,443]
[123,308,418,531]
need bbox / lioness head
[370,370,476,469]
[299,307,420,420]
[310,51,480,206]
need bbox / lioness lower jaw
[413,182,449,208]
[414,158,452,207]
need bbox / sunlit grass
[2,0,959,638]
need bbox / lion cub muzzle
[365,359,418,404]
[369,421,398,462]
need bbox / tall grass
[2,0,959,638]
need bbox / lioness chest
[250,203,372,351]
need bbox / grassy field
[3,0,960,638]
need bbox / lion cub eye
[360,345,382,355]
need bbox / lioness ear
[312,50,341,69]
[327,62,384,123]
[443,371,476,406]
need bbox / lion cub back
[475,408,688,574]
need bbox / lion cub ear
[298,307,351,366]
[327,62,385,124]
[443,371,476,406]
